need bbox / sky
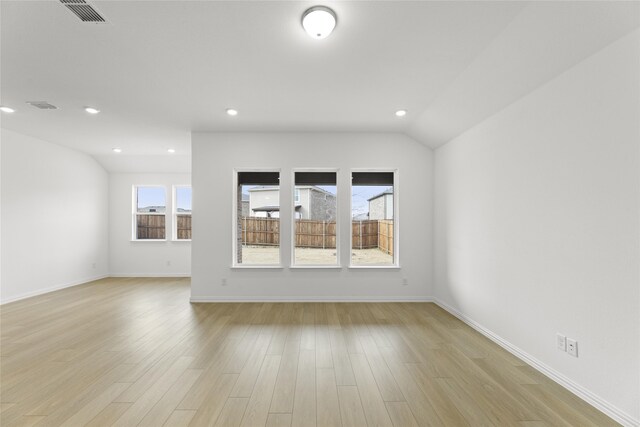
[242,184,391,216]
[137,186,192,211]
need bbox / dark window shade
[295,172,337,186]
[351,172,394,186]
[238,172,280,186]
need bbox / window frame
[132,185,167,242]
[173,185,192,241]
[290,168,341,269]
[349,169,400,269]
[232,168,283,268]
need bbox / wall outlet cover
[567,338,578,357]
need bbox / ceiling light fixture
[0,106,15,113]
[226,108,238,116]
[112,148,122,153]
[302,6,336,39]
[85,107,100,114]
[167,148,176,154]
[395,109,407,117]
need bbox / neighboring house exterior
[247,186,336,220]
[368,189,393,220]
[241,193,250,217]
[138,205,166,213]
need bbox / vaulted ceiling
[1,1,638,172]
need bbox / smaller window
[134,186,166,240]
[174,186,192,240]
[351,171,396,266]
[293,171,338,266]
[236,171,281,266]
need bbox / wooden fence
[177,215,192,240]
[240,217,393,254]
[136,214,192,240]
[137,214,166,239]
[296,219,336,249]
[378,219,394,255]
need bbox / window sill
[172,239,192,242]
[231,265,284,269]
[131,239,167,242]
[348,265,401,269]
[290,265,342,269]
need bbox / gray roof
[367,188,393,202]
[253,204,302,212]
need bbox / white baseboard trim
[0,274,109,305]
[109,273,191,278]
[434,298,638,427]
[190,295,434,303]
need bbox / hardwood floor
[0,277,618,426]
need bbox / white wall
[434,30,639,424]
[191,133,433,300]
[109,173,191,276]
[1,129,109,303]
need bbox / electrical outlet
[567,338,578,357]
[92,262,97,269]
[557,334,566,351]
[221,278,227,286]
[166,260,171,267]
[401,278,408,286]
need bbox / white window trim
[291,168,340,268]
[232,168,283,268]
[132,185,168,242]
[172,185,192,241]
[349,169,400,268]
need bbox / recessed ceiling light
[85,107,100,114]
[395,109,407,117]
[302,6,337,39]
[0,106,16,113]
[167,148,176,154]
[226,108,238,116]
[112,148,122,153]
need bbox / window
[134,186,166,240]
[351,171,396,266]
[174,186,192,240]
[235,171,280,266]
[293,171,338,266]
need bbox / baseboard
[109,273,191,278]
[434,298,638,427]
[0,274,109,305]
[190,295,435,303]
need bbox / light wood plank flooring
[1,277,618,426]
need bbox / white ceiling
[1,1,638,172]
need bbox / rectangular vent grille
[27,101,58,110]
[60,0,106,23]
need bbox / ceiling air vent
[27,101,58,110]
[60,0,106,23]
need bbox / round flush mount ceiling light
[112,148,122,153]
[85,107,100,114]
[167,148,176,154]
[302,6,337,39]
[226,108,238,116]
[0,106,15,113]
[395,109,407,117]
